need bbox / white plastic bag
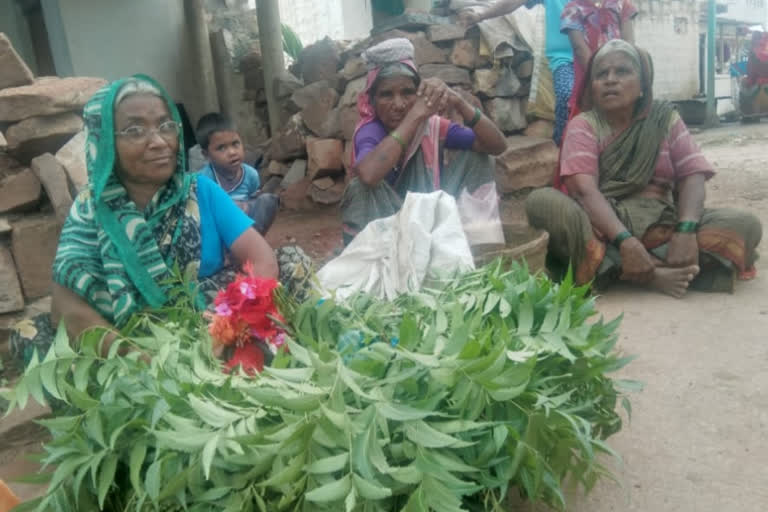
[317,191,475,301]
[457,182,504,246]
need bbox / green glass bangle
[675,221,699,233]
[466,107,482,128]
[390,130,407,150]
[612,230,633,247]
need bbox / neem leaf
[202,433,220,480]
[129,441,147,494]
[305,474,351,503]
[97,453,118,509]
[352,473,391,500]
[306,453,349,474]
[404,421,475,448]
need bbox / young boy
[195,113,279,235]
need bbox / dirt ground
[1,122,765,509]
[559,121,768,512]
[274,120,768,512]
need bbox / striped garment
[560,109,715,190]
[53,75,197,326]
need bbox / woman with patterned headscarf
[526,40,762,297]
[341,38,507,246]
[11,75,312,364]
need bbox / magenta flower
[239,281,256,299]
[215,302,233,317]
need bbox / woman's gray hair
[593,39,642,72]
[115,78,163,106]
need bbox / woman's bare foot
[648,265,700,298]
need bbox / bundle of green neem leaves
[5,262,638,512]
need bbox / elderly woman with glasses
[10,75,312,364]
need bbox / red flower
[225,343,264,375]
[208,264,286,374]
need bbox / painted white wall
[0,0,38,73]
[52,0,205,119]
[718,0,767,25]
[247,0,373,45]
[634,0,701,100]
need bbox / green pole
[705,0,718,127]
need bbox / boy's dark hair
[195,112,237,150]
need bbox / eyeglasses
[116,120,180,144]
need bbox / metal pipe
[705,0,719,127]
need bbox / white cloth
[450,0,535,59]
[318,191,475,301]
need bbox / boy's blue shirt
[197,162,261,201]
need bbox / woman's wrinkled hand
[408,94,441,122]
[666,232,700,269]
[417,77,457,114]
[619,237,656,283]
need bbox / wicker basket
[471,223,549,274]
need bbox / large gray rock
[306,137,344,180]
[0,77,106,122]
[419,64,471,87]
[341,107,360,142]
[371,13,450,34]
[11,215,61,300]
[291,81,341,138]
[6,112,83,163]
[450,39,479,69]
[494,136,558,193]
[371,30,447,66]
[0,244,24,314]
[473,67,521,98]
[484,98,527,134]
[31,153,73,222]
[0,168,41,214]
[281,159,307,188]
[0,33,34,90]
[410,33,448,66]
[56,129,88,193]
[340,76,367,108]
[299,37,341,88]
[0,130,6,150]
[342,57,367,81]
[275,71,304,99]
[426,24,466,43]
[270,114,307,161]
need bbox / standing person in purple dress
[341,38,507,245]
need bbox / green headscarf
[53,74,197,325]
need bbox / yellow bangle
[390,131,407,151]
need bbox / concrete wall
[718,0,767,25]
[634,0,701,100]
[0,0,38,74]
[48,0,208,121]
[249,0,372,45]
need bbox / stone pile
[0,33,104,346]
[239,10,556,214]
